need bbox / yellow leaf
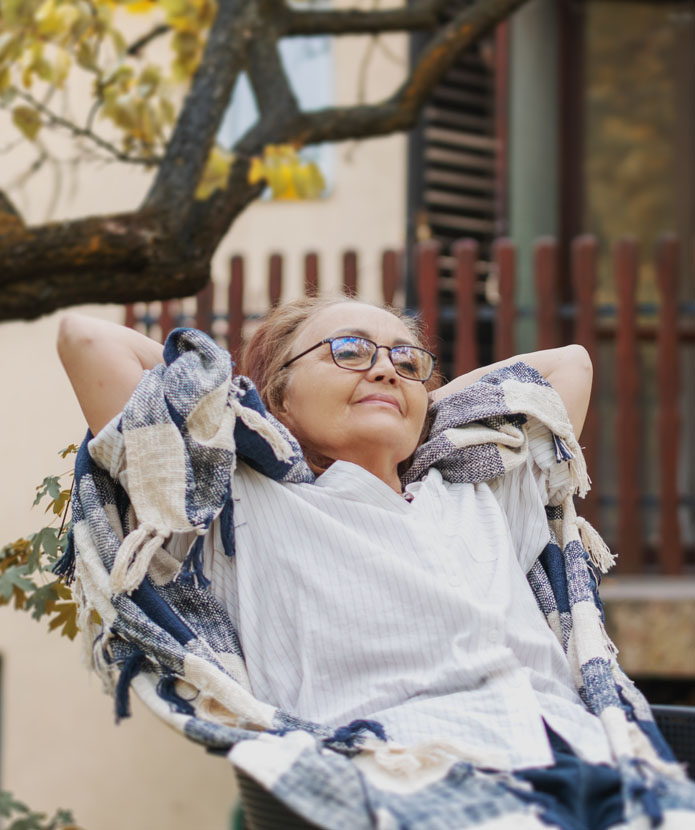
[35,0,79,38]
[195,145,234,200]
[125,0,157,13]
[51,47,71,86]
[12,105,41,140]
[48,601,78,639]
[293,160,325,200]
[247,156,265,186]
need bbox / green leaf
[11,105,41,141]
[0,565,35,602]
[33,475,61,506]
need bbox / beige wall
[0,5,409,828]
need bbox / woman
[57,299,693,830]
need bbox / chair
[231,705,695,830]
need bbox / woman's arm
[57,312,164,436]
[429,344,593,439]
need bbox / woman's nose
[366,347,398,383]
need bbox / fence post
[416,241,440,360]
[304,252,319,297]
[228,255,244,360]
[534,237,560,351]
[493,238,515,361]
[269,253,282,307]
[656,234,682,574]
[452,239,479,376]
[572,235,600,529]
[195,282,214,335]
[382,250,400,306]
[615,237,642,572]
[343,251,358,297]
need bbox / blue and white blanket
[60,328,694,829]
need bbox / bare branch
[0,190,24,227]
[10,89,163,166]
[126,24,171,57]
[246,35,300,120]
[286,0,528,146]
[285,0,446,36]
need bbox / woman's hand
[429,345,593,439]
[57,313,164,436]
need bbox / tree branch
[0,211,208,321]
[284,0,447,36]
[243,0,529,148]
[126,24,171,57]
[10,88,162,165]
[246,33,300,120]
[145,0,257,215]
[0,190,24,230]
[0,0,530,321]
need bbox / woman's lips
[356,394,402,413]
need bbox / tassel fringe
[53,535,76,585]
[577,516,617,574]
[110,524,167,595]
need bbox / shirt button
[489,628,499,644]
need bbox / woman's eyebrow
[330,328,418,347]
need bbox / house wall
[0,4,409,827]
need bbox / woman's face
[278,303,430,472]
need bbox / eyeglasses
[281,336,437,382]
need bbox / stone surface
[601,577,695,677]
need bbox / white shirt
[92,417,614,770]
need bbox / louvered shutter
[406,1,503,374]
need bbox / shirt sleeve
[487,418,573,573]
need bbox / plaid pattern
[62,328,694,829]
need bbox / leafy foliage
[0,0,326,201]
[0,790,82,830]
[0,443,82,639]
[0,0,213,157]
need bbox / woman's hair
[239,296,440,417]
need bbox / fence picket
[228,255,244,359]
[493,238,515,361]
[572,235,600,528]
[656,234,682,574]
[453,239,479,375]
[534,238,560,351]
[343,251,358,297]
[382,250,400,306]
[615,238,642,572]
[269,254,282,307]
[416,240,440,359]
[304,252,319,297]
[195,282,214,334]
[160,301,176,342]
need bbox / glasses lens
[331,337,376,369]
[391,346,433,381]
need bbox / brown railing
[126,234,694,576]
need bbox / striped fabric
[61,328,695,829]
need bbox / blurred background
[1,1,693,827]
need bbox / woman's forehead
[296,303,412,349]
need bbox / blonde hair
[239,297,440,418]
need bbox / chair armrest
[651,704,695,778]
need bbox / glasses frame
[281,336,437,383]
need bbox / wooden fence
[126,234,695,576]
